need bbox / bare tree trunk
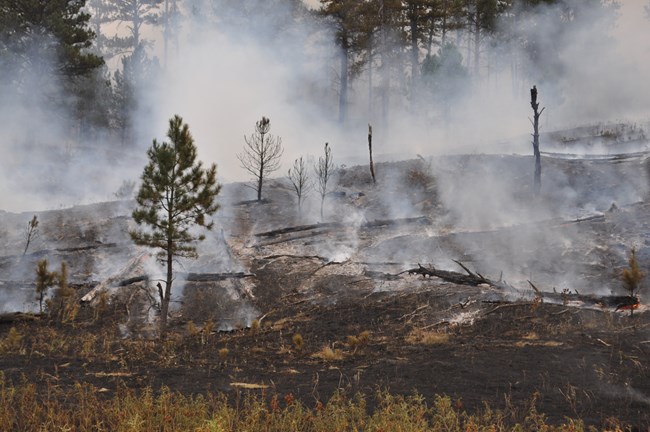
[530,86,544,197]
[409,7,419,112]
[368,36,373,120]
[339,44,349,124]
[368,124,376,184]
[380,0,390,126]
[257,164,264,201]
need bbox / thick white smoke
[0,0,648,211]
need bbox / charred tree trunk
[368,35,374,120]
[530,86,544,197]
[368,124,376,184]
[339,43,349,124]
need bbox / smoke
[0,0,648,213]
[1,0,649,313]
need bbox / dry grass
[405,328,450,345]
[312,345,344,361]
[0,374,618,431]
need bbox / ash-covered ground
[1,126,650,428]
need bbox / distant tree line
[0,0,618,149]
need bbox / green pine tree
[130,115,221,337]
[622,248,643,317]
[0,0,104,84]
[35,259,57,314]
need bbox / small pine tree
[622,248,643,316]
[131,115,221,337]
[35,259,56,313]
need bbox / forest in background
[0,0,645,211]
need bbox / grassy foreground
[0,374,632,432]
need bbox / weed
[218,348,229,360]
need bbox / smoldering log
[113,272,255,286]
[255,216,432,243]
[363,269,402,281]
[255,222,344,238]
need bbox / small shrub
[187,321,200,336]
[250,319,260,336]
[93,291,109,321]
[622,247,644,316]
[35,259,57,314]
[1,327,23,353]
[347,331,371,353]
[292,333,304,351]
[358,330,371,344]
[347,335,360,350]
[218,348,229,360]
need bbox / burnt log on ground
[512,281,640,311]
[399,263,511,290]
[0,312,40,324]
[363,269,402,281]
[113,273,255,286]
[255,217,432,246]
[181,272,255,282]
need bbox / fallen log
[255,222,343,238]
[363,269,402,281]
[117,276,148,286]
[182,272,255,282]
[254,216,431,239]
[258,229,340,246]
[0,312,40,324]
[490,281,640,311]
[399,263,509,289]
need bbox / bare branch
[237,116,284,201]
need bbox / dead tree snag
[530,86,545,197]
[368,124,376,184]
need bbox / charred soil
[2,151,650,429]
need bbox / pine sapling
[622,248,643,317]
[35,259,56,313]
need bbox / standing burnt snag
[23,215,39,256]
[315,142,334,220]
[530,85,545,197]
[368,124,376,184]
[287,156,311,217]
